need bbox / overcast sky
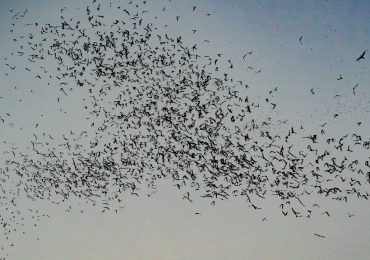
[1,0,370,259]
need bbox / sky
[0,0,370,259]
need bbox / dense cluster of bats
[0,0,369,257]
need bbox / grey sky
[1,0,370,259]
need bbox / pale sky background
[0,0,370,259]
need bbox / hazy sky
[1,0,370,259]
